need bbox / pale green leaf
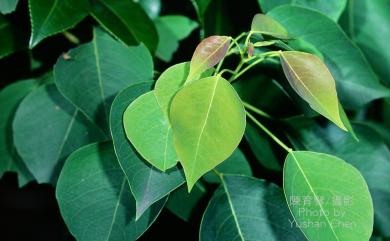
[110,83,184,218]
[28,0,89,47]
[90,0,158,52]
[56,142,166,241]
[170,76,246,191]
[200,175,305,241]
[54,28,153,134]
[280,51,346,130]
[0,0,19,14]
[284,151,374,241]
[0,79,37,186]
[13,83,105,184]
[268,6,389,108]
[251,14,289,39]
[187,36,230,81]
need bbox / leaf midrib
[290,152,340,241]
[33,0,59,38]
[105,177,126,241]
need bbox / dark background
[0,0,271,240]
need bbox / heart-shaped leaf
[187,36,230,81]
[284,151,374,241]
[56,142,166,241]
[170,76,246,191]
[200,175,305,241]
[13,83,105,184]
[123,91,177,171]
[251,14,289,39]
[280,51,346,130]
[28,0,89,47]
[54,28,153,134]
[111,83,184,218]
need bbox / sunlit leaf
[170,76,246,191]
[280,51,346,130]
[187,35,230,81]
[284,151,374,241]
[251,14,289,39]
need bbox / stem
[245,111,292,153]
[242,101,273,119]
[229,57,264,82]
[62,31,80,45]
[217,69,236,78]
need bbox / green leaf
[286,119,390,237]
[112,83,184,218]
[258,0,347,21]
[288,39,324,60]
[200,175,305,241]
[0,0,19,14]
[245,121,282,171]
[154,15,198,62]
[28,0,89,47]
[280,51,346,130]
[136,0,161,19]
[123,91,178,171]
[191,0,212,25]
[56,142,166,241]
[187,36,230,81]
[251,14,289,39]
[203,148,252,183]
[170,76,246,191]
[90,0,158,52]
[54,28,153,134]
[268,6,389,109]
[0,80,37,186]
[341,0,390,86]
[166,183,206,222]
[0,14,28,58]
[13,83,105,184]
[284,151,374,241]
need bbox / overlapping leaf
[13,83,105,184]
[28,0,89,47]
[251,14,289,39]
[170,76,246,191]
[56,142,166,241]
[111,82,184,219]
[0,79,37,186]
[0,0,19,14]
[268,6,389,108]
[90,0,158,52]
[284,151,374,241]
[54,28,153,134]
[200,175,305,241]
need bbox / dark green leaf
[90,0,158,52]
[0,0,19,14]
[203,148,252,183]
[13,83,105,184]
[28,0,89,47]
[56,142,166,241]
[268,6,389,109]
[284,151,373,241]
[0,14,28,58]
[258,0,347,21]
[341,0,390,86]
[0,79,37,186]
[154,15,198,62]
[166,183,206,222]
[136,0,161,19]
[200,175,305,241]
[191,0,212,25]
[286,119,390,237]
[110,83,184,219]
[54,28,153,134]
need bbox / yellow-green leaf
[251,13,289,39]
[280,51,346,130]
[170,76,246,191]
